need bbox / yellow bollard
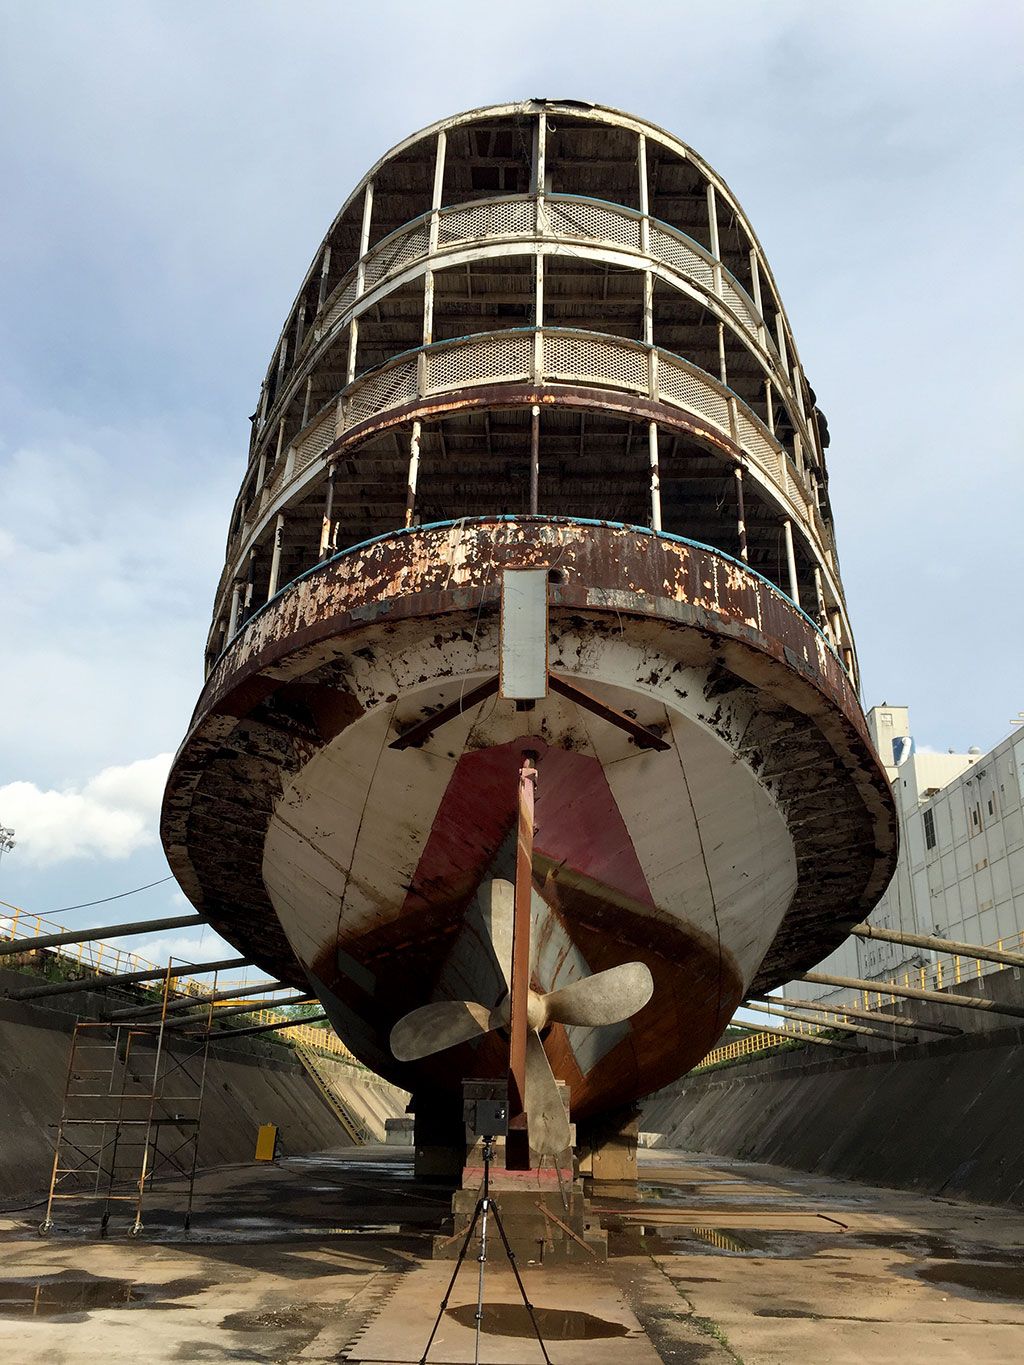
[254,1124,279,1162]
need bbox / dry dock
[2,1146,1022,1363]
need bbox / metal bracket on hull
[388,671,671,752]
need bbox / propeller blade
[524,1031,572,1157]
[390,999,494,1062]
[543,961,654,1028]
[480,877,514,993]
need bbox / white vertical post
[775,313,790,376]
[648,421,662,532]
[813,566,827,626]
[405,420,422,527]
[420,134,446,397]
[228,582,242,639]
[764,381,775,435]
[706,182,723,297]
[419,268,435,396]
[782,518,800,607]
[529,406,540,514]
[533,251,544,381]
[717,321,728,387]
[749,249,763,315]
[734,466,748,562]
[533,111,547,381]
[534,109,547,225]
[749,248,767,349]
[430,131,446,245]
[637,132,650,239]
[301,376,312,427]
[267,514,285,600]
[319,464,336,558]
[316,245,332,316]
[347,320,359,387]
[356,180,374,291]
[244,549,256,614]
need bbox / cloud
[0,753,172,865]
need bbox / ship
[161,101,898,1164]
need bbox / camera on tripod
[463,1078,509,1140]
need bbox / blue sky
[0,0,1021,965]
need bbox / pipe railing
[797,927,1024,1013]
[0,903,258,1001]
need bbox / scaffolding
[40,961,214,1236]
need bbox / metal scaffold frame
[40,960,215,1237]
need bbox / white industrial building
[786,706,1024,1007]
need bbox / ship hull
[162,518,897,1119]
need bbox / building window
[923,808,936,850]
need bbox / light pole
[0,827,15,868]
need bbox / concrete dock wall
[642,1022,1024,1207]
[0,969,403,1201]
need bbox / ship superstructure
[162,101,897,1157]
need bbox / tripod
[420,1136,552,1364]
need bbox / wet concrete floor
[0,1145,1022,1361]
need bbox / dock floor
[1,1146,1022,1362]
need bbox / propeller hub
[526,990,547,1032]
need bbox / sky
[0,0,1021,968]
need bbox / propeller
[390,878,654,1156]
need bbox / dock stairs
[293,1044,406,1145]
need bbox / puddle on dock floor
[853,1231,1024,1264]
[448,1303,629,1339]
[0,1272,207,1319]
[915,1262,1024,1301]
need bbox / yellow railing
[696,1029,797,1069]
[247,1008,356,1060]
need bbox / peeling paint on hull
[161,519,897,1116]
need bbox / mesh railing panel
[362,222,432,292]
[437,197,535,246]
[425,332,532,392]
[734,408,783,485]
[648,223,716,292]
[720,276,762,335]
[545,197,642,251]
[320,277,359,334]
[544,332,648,391]
[294,410,335,472]
[657,356,731,430]
[343,360,418,429]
